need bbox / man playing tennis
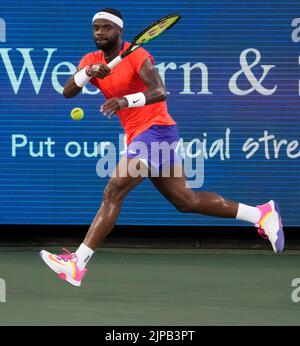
[40,8,284,287]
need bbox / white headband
[92,12,123,28]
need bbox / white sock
[236,203,261,225]
[75,243,94,270]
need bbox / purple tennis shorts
[125,125,182,171]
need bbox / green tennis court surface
[0,248,299,326]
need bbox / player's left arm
[101,57,167,117]
[138,57,167,104]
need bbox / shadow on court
[0,248,299,326]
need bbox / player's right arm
[63,64,111,98]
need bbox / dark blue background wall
[0,0,299,226]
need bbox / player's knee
[102,179,127,204]
[173,193,196,213]
[175,202,193,213]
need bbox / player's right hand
[89,64,111,79]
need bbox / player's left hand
[100,97,129,118]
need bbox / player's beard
[94,34,119,50]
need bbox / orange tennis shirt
[78,42,176,144]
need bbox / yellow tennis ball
[71,107,84,120]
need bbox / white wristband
[124,92,146,108]
[74,66,91,88]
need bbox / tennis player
[40,8,284,287]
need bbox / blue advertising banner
[0,0,299,226]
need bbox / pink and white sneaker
[256,200,285,254]
[39,248,87,287]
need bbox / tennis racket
[107,13,181,69]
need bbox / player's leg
[82,158,145,249]
[150,163,284,253]
[40,157,145,286]
[151,164,239,217]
